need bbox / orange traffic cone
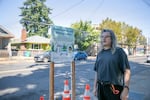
[83,84,90,100]
[40,96,44,100]
[62,80,70,100]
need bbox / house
[0,25,14,58]
[11,29,50,56]
[11,35,50,50]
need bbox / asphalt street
[0,56,150,100]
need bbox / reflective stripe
[84,96,90,100]
[64,90,69,94]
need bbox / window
[32,44,41,49]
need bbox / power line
[88,0,104,19]
[51,0,85,18]
[142,0,150,7]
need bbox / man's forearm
[94,72,97,89]
[121,69,131,100]
[124,69,131,87]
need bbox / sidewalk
[0,56,33,64]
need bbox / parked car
[147,54,150,63]
[34,51,51,62]
[73,51,88,60]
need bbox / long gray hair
[99,29,117,54]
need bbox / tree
[20,0,53,38]
[71,20,99,50]
[99,18,122,43]
[138,33,147,45]
[98,18,148,55]
[124,27,140,46]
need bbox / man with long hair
[93,29,131,100]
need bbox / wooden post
[71,61,75,100]
[50,62,54,100]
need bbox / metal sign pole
[50,62,54,100]
[71,61,76,100]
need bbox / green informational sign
[50,25,74,63]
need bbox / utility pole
[147,37,149,55]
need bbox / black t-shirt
[94,47,130,86]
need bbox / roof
[11,35,50,44]
[10,38,22,44]
[26,36,50,44]
[0,25,14,38]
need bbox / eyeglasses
[100,35,111,39]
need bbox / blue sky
[0,0,150,38]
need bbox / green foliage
[99,18,146,47]
[99,18,122,42]
[71,20,99,50]
[71,18,146,51]
[20,0,53,38]
[138,35,147,45]
[125,27,141,47]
